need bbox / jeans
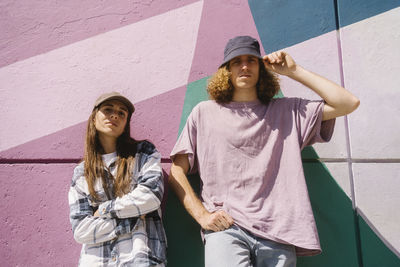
[204,225,296,267]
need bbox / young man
[169,36,359,267]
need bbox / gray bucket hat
[221,36,261,67]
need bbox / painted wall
[0,0,399,266]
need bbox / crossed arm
[69,151,164,244]
[263,51,360,121]
[169,153,234,232]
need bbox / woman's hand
[94,209,100,217]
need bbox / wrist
[196,208,211,226]
[286,64,304,80]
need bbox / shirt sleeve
[170,105,198,174]
[68,168,136,244]
[97,144,164,219]
[293,98,336,149]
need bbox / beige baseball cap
[94,92,135,114]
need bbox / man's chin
[235,82,257,89]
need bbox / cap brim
[96,96,135,114]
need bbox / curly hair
[207,58,280,104]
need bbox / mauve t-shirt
[170,98,335,256]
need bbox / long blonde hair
[83,107,137,201]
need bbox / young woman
[69,92,167,266]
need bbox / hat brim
[220,48,261,67]
[96,96,135,114]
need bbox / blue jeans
[204,225,296,267]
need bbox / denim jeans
[204,225,296,267]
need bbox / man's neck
[232,87,258,102]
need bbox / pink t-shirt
[170,98,335,256]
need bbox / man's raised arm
[263,51,360,121]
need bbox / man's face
[228,55,260,91]
[94,100,129,139]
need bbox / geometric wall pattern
[1,0,399,266]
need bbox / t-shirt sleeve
[294,98,336,149]
[170,106,198,174]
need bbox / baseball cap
[94,92,135,114]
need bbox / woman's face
[94,100,129,139]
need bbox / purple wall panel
[131,85,187,159]
[188,0,261,82]
[0,122,86,161]
[0,1,202,154]
[0,0,199,68]
[0,85,186,161]
[0,164,80,266]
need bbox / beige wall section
[341,7,400,159]
[279,31,351,202]
[353,163,400,255]
[324,162,352,198]
[282,7,400,256]
[340,8,400,256]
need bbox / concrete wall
[0,0,399,266]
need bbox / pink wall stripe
[0,0,199,68]
[0,1,203,152]
[0,164,80,266]
[188,0,261,82]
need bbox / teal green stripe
[165,78,209,267]
[358,214,400,267]
[164,174,204,267]
[178,77,210,136]
[299,162,360,266]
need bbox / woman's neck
[99,134,117,154]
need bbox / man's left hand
[263,51,297,76]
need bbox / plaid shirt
[69,141,167,266]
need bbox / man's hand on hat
[263,51,297,76]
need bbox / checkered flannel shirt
[69,141,167,266]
